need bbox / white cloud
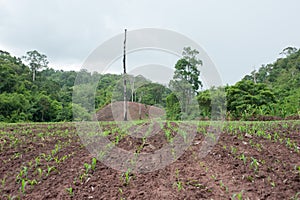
[0,0,300,85]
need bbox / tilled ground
[0,121,299,199]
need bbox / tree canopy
[0,47,299,122]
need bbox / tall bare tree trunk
[130,76,135,102]
[33,69,36,82]
[123,29,128,121]
[139,92,143,120]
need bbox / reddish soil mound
[95,101,166,121]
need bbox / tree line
[0,47,299,122]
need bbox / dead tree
[123,29,128,121]
[130,76,135,102]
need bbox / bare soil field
[0,120,299,199]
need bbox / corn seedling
[1,176,6,187]
[246,175,254,182]
[51,144,60,156]
[20,179,27,193]
[35,157,40,167]
[164,129,172,142]
[84,163,91,174]
[60,154,69,162]
[79,173,87,182]
[290,192,299,200]
[37,168,43,178]
[250,157,259,172]
[211,174,217,181]
[118,187,125,199]
[239,153,247,165]
[232,190,243,200]
[27,179,37,186]
[3,194,20,200]
[173,169,183,191]
[173,180,183,192]
[122,168,132,186]
[270,181,275,187]
[219,180,228,192]
[230,146,237,155]
[16,166,28,182]
[54,156,60,164]
[91,158,97,171]
[66,187,74,196]
[46,165,56,176]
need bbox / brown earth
[0,121,299,199]
[95,101,166,121]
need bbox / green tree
[166,93,181,120]
[173,47,203,93]
[226,80,276,119]
[22,50,49,81]
[169,47,203,118]
[0,93,31,122]
[197,86,227,119]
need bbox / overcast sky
[0,0,300,85]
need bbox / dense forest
[0,47,299,122]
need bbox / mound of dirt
[95,101,166,121]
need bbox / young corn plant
[46,165,56,176]
[174,180,183,192]
[16,166,28,183]
[164,129,172,142]
[230,146,237,155]
[250,157,259,172]
[66,187,74,196]
[84,162,92,174]
[36,168,43,178]
[239,153,247,165]
[122,168,132,186]
[35,157,41,167]
[219,180,229,192]
[27,179,37,186]
[232,190,244,200]
[20,179,27,194]
[1,176,6,187]
[173,169,183,192]
[91,158,97,171]
[290,192,300,200]
[115,135,120,144]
